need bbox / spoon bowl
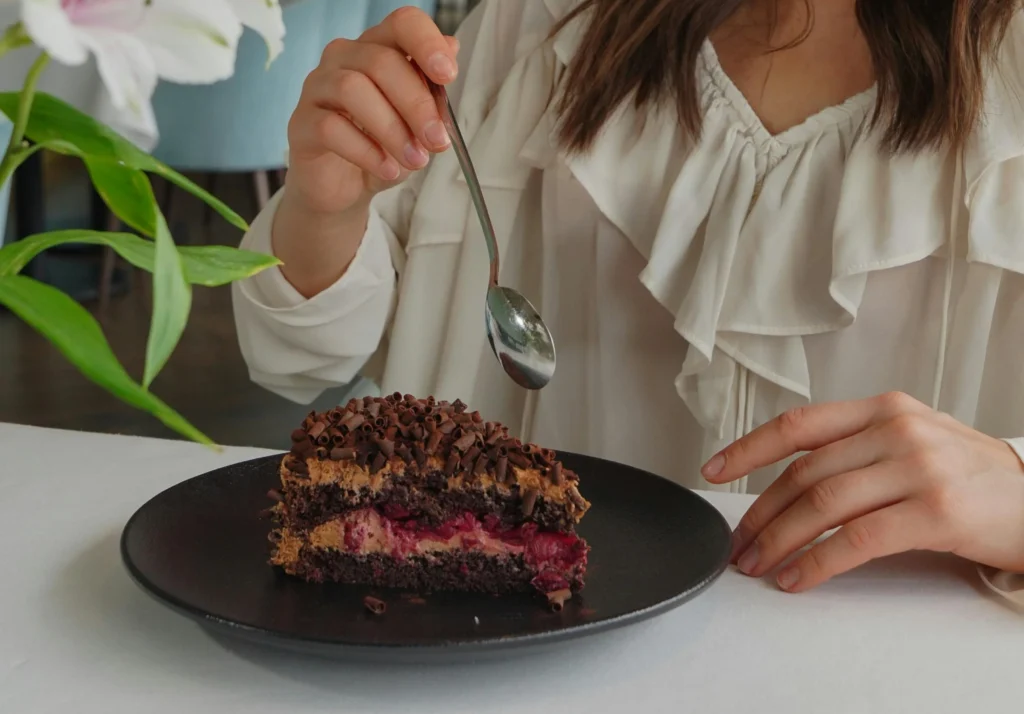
[485,285,557,390]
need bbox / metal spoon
[424,78,556,390]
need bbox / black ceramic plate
[122,452,731,661]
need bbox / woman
[232,0,1024,602]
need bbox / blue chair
[149,0,438,216]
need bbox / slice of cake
[268,394,591,601]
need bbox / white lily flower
[19,0,246,125]
[225,0,285,67]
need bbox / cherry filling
[339,507,588,593]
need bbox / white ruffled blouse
[232,0,1024,605]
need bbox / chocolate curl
[496,456,508,483]
[385,425,399,441]
[404,393,417,404]
[521,488,540,517]
[473,453,489,476]
[267,489,284,503]
[374,417,387,430]
[359,423,374,434]
[341,413,365,431]
[364,595,387,615]
[327,427,344,442]
[438,420,457,435]
[484,422,495,439]
[486,429,504,446]
[550,462,564,485]
[426,430,444,455]
[453,432,476,452]
[399,410,416,426]
[546,589,572,612]
[413,445,428,467]
[412,424,426,441]
[444,453,460,476]
[290,428,307,443]
[391,391,403,403]
[351,397,365,412]
[308,421,327,440]
[289,458,309,476]
[291,438,314,458]
[472,411,483,423]
[532,451,551,468]
[440,404,455,416]
[314,446,329,460]
[398,424,413,439]
[372,436,395,458]
[330,447,356,461]
[315,431,330,447]
[366,400,381,419]
[521,443,535,455]
[370,452,387,474]
[508,451,532,469]
[568,486,587,510]
[425,418,436,434]
[461,445,481,470]
[356,450,369,467]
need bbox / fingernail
[379,158,401,181]
[428,53,456,81]
[737,543,759,576]
[403,142,429,168]
[777,568,800,591]
[424,120,449,149]
[702,453,725,480]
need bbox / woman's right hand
[271,7,459,298]
[285,7,459,217]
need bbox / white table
[2,423,1022,713]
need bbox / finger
[361,7,457,84]
[300,109,402,182]
[730,425,890,558]
[333,42,450,151]
[774,500,930,593]
[703,391,927,484]
[735,463,912,577]
[310,69,430,171]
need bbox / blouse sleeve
[230,3,496,404]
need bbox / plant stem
[0,52,50,186]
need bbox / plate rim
[120,452,732,653]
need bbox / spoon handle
[423,77,500,287]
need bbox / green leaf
[144,215,191,388]
[0,274,212,445]
[0,91,249,231]
[0,229,280,284]
[83,158,159,237]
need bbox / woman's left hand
[701,391,1024,593]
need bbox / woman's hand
[273,7,458,298]
[286,6,458,216]
[702,392,1024,593]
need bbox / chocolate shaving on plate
[363,596,387,615]
[546,589,572,612]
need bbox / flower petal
[20,0,88,65]
[226,0,284,67]
[137,0,242,84]
[77,27,157,126]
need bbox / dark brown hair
[555,0,1020,153]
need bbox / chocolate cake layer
[281,395,591,531]
[282,549,538,594]
[279,475,578,531]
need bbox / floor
[0,171,367,451]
